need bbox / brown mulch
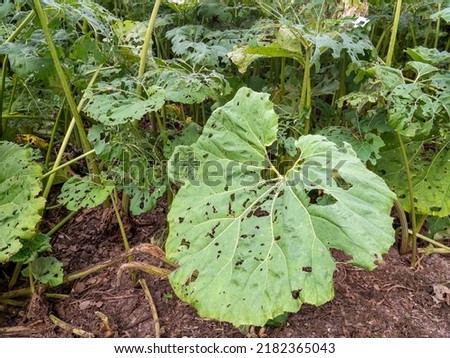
[1,202,449,338]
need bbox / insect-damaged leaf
[166,88,395,327]
[58,175,114,211]
[83,84,165,125]
[376,135,450,217]
[0,142,45,263]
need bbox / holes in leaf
[178,217,184,224]
[228,202,235,215]
[180,239,191,249]
[302,266,312,273]
[430,206,442,212]
[291,289,301,299]
[334,174,353,190]
[217,250,222,259]
[275,236,281,242]
[254,209,269,217]
[184,269,199,286]
[235,259,244,267]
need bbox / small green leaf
[58,176,114,211]
[428,216,450,240]
[11,233,51,264]
[406,47,450,66]
[22,257,64,287]
[320,127,385,165]
[406,61,439,79]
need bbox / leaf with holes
[0,142,45,263]
[58,175,114,211]
[83,84,165,125]
[157,66,229,104]
[11,233,51,264]
[166,87,395,327]
[22,256,63,287]
[376,135,450,217]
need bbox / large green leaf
[376,135,450,217]
[0,142,45,263]
[166,88,395,327]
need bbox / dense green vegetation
[0,0,449,327]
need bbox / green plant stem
[110,190,130,253]
[375,24,392,54]
[395,200,409,254]
[280,57,286,98]
[397,133,417,267]
[0,57,8,138]
[46,210,77,237]
[28,264,35,295]
[32,0,98,177]
[301,47,312,134]
[414,214,427,234]
[334,54,348,125]
[45,99,65,167]
[385,0,402,67]
[136,0,162,97]
[408,22,417,48]
[409,230,450,252]
[8,262,23,290]
[42,118,76,199]
[42,149,96,179]
[45,293,69,300]
[434,3,441,49]
[0,114,40,120]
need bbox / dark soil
[1,202,449,338]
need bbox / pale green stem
[42,149,96,179]
[385,0,402,67]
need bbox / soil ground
[1,201,449,338]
